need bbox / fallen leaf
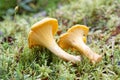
[111,25,120,36]
[18,46,24,53]
[62,19,69,26]
[106,25,120,44]
[1,36,16,45]
[57,30,62,36]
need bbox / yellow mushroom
[28,18,81,63]
[58,25,102,64]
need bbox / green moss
[0,0,120,79]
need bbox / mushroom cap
[31,18,58,35]
[28,31,38,48]
[68,25,89,36]
[28,18,58,48]
[58,25,89,49]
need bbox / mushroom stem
[73,39,102,64]
[47,40,81,63]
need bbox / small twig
[83,17,87,26]
[14,6,19,21]
[111,37,115,65]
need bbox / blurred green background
[0,0,67,19]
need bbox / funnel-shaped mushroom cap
[58,25,89,49]
[68,25,89,36]
[31,18,58,35]
[28,18,58,48]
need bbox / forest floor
[0,0,120,80]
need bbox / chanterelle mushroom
[58,25,102,64]
[28,18,81,63]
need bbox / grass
[0,0,120,80]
